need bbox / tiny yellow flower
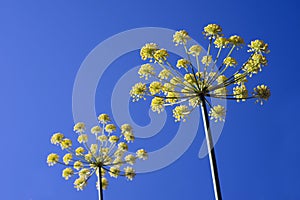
[91,125,102,134]
[203,24,223,38]
[98,135,108,142]
[47,153,59,166]
[188,45,202,56]
[233,85,248,102]
[124,167,136,181]
[138,64,155,80]
[189,96,201,107]
[98,114,110,124]
[158,69,171,80]
[62,168,74,180]
[84,153,93,162]
[149,81,163,95]
[252,53,268,66]
[162,83,175,94]
[176,59,190,69]
[101,177,108,190]
[248,39,269,53]
[140,43,159,60]
[216,75,228,84]
[243,60,261,77]
[121,124,133,134]
[151,97,165,113]
[60,138,72,149]
[228,35,244,46]
[118,142,128,151]
[209,105,226,122]
[124,132,135,143]
[223,57,237,67]
[74,161,84,170]
[73,122,85,133]
[79,168,90,178]
[74,177,87,191]
[136,149,148,160]
[153,49,169,63]
[75,147,85,156]
[173,30,191,46]
[109,166,120,178]
[109,135,119,143]
[130,82,147,101]
[184,73,197,84]
[214,37,229,48]
[51,133,64,145]
[77,134,88,144]
[105,124,116,133]
[100,147,110,155]
[253,85,271,105]
[125,154,137,165]
[173,105,189,122]
[90,144,98,155]
[234,73,248,85]
[63,153,73,165]
[201,55,212,66]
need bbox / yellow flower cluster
[253,85,271,105]
[173,30,191,46]
[203,24,223,39]
[47,114,148,191]
[130,24,271,123]
[138,64,155,80]
[209,105,226,122]
[176,59,190,69]
[140,43,159,61]
[188,45,202,56]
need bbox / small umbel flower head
[253,85,271,105]
[153,49,169,63]
[138,64,155,80]
[214,37,229,48]
[188,45,202,56]
[209,105,226,122]
[140,43,159,61]
[173,30,191,46]
[73,122,85,133]
[130,23,271,124]
[47,114,148,192]
[130,82,147,101]
[248,39,270,54]
[228,35,244,47]
[203,24,223,39]
[98,114,110,124]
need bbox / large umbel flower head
[47,113,148,191]
[131,24,271,122]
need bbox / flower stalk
[98,167,104,200]
[200,95,222,200]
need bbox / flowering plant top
[130,24,271,122]
[47,113,148,191]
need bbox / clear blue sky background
[1,0,299,199]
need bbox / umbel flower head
[130,24,271,122]
[47,113,148,191]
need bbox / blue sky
[1,0,300,199]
